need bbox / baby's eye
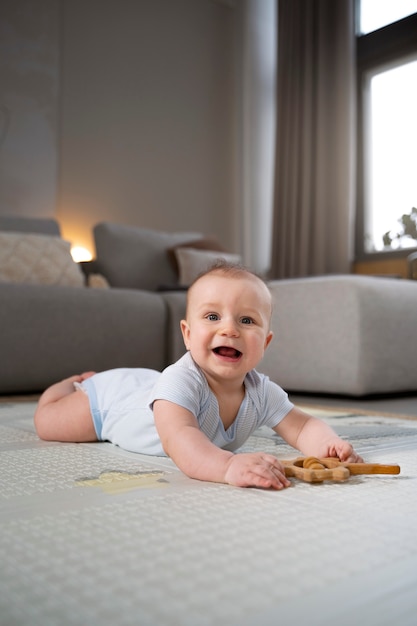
[206,313,220,321]
[240,316,254,325]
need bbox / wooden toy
[282,457,401,483]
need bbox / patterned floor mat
[1,401,416,626]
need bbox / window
[359,0,417,34]
[356,1,417,258]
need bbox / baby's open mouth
[213,346,242,359]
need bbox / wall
[57,0,238,255]
[0,0,277,272]
[0,0,238,257]
[0,0,60,218]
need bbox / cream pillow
[0,231,85,287]
[174,247,241,286]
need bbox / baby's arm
[153,400,291,489]
[274,406,363,462]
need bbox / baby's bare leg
[34,373,97,442]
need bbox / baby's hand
[224,453,291,490]
[322,439,364,463]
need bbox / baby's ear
[264,331,274,350]
[180,320,191,349]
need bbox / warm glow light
[70,246,93,263]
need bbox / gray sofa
[0,218,191,394]
[1,216,417,397]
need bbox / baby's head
[185,261,272,321]
[181,261,273,377]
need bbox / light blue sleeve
[148,362,206,418]
[248,371,294,429]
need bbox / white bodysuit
[79,352,294,456]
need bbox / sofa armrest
[0,215,61,236]
[160,291,187,364]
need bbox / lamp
[70,246,93,263]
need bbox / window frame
[355,9,417,261]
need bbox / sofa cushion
[93,222,202,291]
[0,231,85,288]
[174,247,242,286]
[167,236,227,274]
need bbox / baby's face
[181,273,273,387]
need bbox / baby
[34,261,363,489]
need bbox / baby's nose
[220,319,239,336]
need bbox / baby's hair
[186,259,272,318]
[189,259,266,288]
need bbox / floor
[289,390,417,418]
[1,399,416,626]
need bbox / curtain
[240,0,277,277]
[270,0,356,279]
